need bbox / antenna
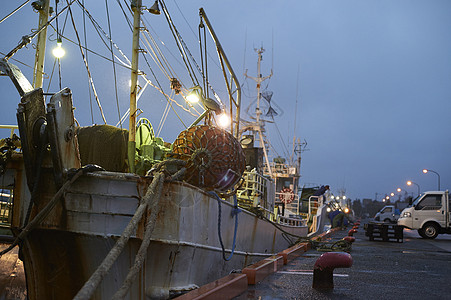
[290,64,300,164]
[271,29,274,73]
[243,28,247,79]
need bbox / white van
[374,205,400,223]
[398,190,450,239]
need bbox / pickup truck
[398,190,451,239]
[374,205,400,223]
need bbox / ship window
[415,195,442,210]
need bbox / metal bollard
[343,236,355,243]
[348,229,357,236]
[312,252,353,290]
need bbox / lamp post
[422,169,440,190]
[406,180,420,196]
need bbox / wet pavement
[235,222,451,300]
[0,242,26,300]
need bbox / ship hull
[16,171,307,299]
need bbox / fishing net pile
[76,125,128,172]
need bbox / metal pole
[33,0,50,89]
[199,8,241,138]
[128,0,142,173]
[426,169,441,190]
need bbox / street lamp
[422,169,440,190]
[406,180,420,195]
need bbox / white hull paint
[18,171,307,299]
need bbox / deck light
[217,112,231,128]
[52,38,65,58]
[148,1,161,15]
[186,86,202,104]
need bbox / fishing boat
[0,1,322,299]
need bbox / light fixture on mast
[148,0,161,15]
[52,38,65,58]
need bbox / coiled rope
[312,239,352,253]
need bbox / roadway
[234,222,451,299]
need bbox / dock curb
[176,228,342,298]
[175,273,248,300]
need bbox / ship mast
[127,0,143,173]
[244,47,273,177]
[33,0,50,88]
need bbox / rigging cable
[162,0,224,107]
[81,0,94,124]
[105,0,123,128]
[156,94,171,136]
[0,0,30,24]
[65,0,107,124]
[172,0,221,70]
[159,0,199,86]
[272,116,291,159]
[120,0,194,127]
[55,0,63,90]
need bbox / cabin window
[382,207,392,213]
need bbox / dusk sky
[1,0,450,201]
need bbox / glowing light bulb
[186,92,200,103]
[52,40,65,58]
[217,112,231,128]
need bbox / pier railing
[236,170,277,221]
[0,125,19,138]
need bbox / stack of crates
[364,222,403,243]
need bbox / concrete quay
[234,223,451,300]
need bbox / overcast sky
[1,0,450,201]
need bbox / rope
[74,159,186,299]
[111,173,165,299]
[249,207,310,244]
[22,129,48,226]
[0,166,88,257]
[312,239,352,253]
[209,192,239,261]
[73,171,164,300]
